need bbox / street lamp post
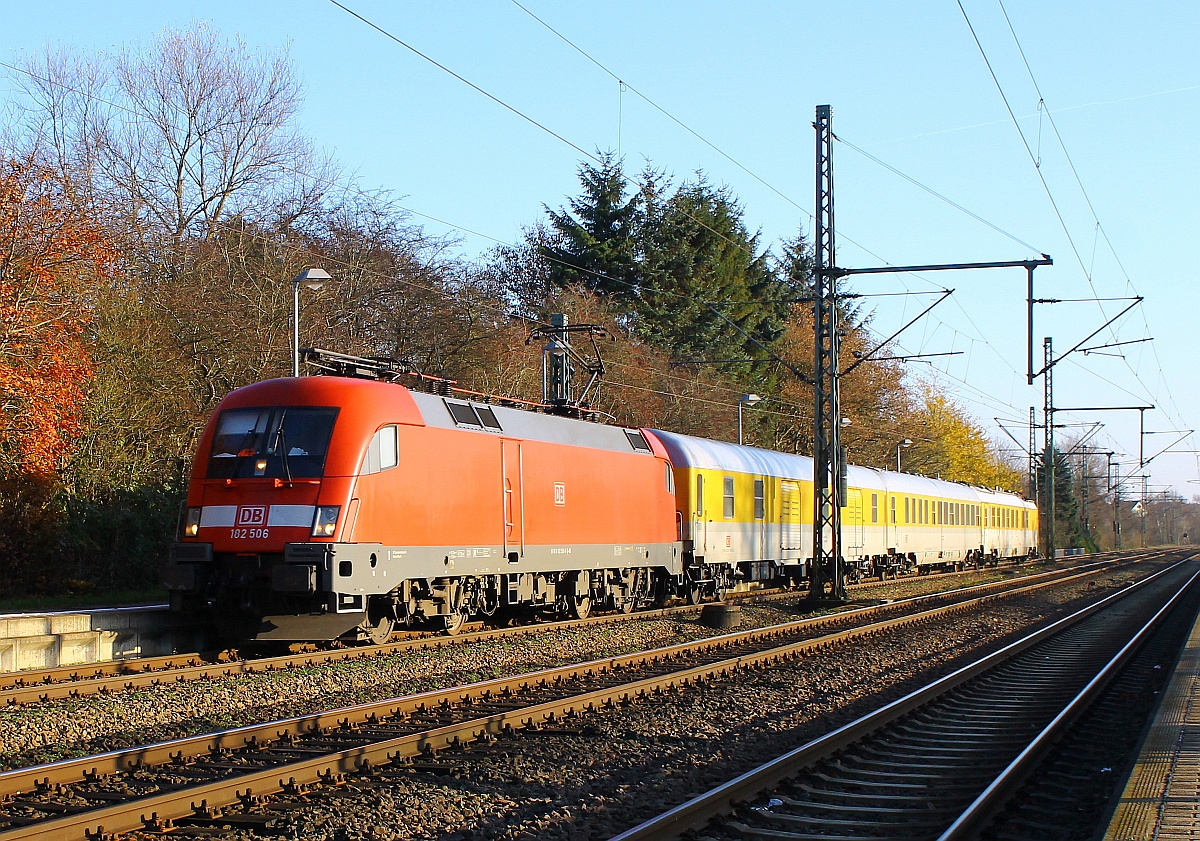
[738,394,762,445]
[896,438,913,472]
[292,268,331,377]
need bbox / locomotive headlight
[312,506,341,537]
[254,459,268,476]
[183,507,202,538]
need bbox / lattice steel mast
[809,105,846,600]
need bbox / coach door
[845,489,864,556]
[502,440,524,562]
[780,481,803,560]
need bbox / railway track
[609,553,1200,841]
[0,555,1145,707]
[0,552,1176,840]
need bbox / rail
[606,553,1199,841]
[0,554,1174,840]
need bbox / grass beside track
[0,590,165,613]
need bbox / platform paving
[1105,603,1200,840]
[0,605,205,672]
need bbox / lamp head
[293,267,331,291]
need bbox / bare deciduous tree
[12,22,336,242]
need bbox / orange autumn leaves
[0,156,115,477]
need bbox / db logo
[238,506,267,526]
[554,483,566,507]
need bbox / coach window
[754,479,765,520]
[695,475,704,517]
[362,425,398,474]
[891,496,897,524]
[723,477,735,519]
[871,493,878,524]
[1023,510,1029,529]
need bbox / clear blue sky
[7,1,1199,500]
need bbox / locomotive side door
[502,440,524,561]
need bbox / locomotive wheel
[443,610,465,635]
[363,598,395,644]
[365,618,393,644]
[684,574,701,605]
[617,568,638,614]
[566,573,592,619]
[570,594,592,619]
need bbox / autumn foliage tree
[906,387,1024,490]
[0,154,116,593]
[0,155,113,475]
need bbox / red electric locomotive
[164,355,684,642]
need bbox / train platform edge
[1104,600,1200,840]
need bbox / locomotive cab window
[723,476,735,519]
[362,425,399,475]
[207,406,338,480]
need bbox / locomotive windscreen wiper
[273,411,293,484]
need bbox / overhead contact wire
[326,0,599,164]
